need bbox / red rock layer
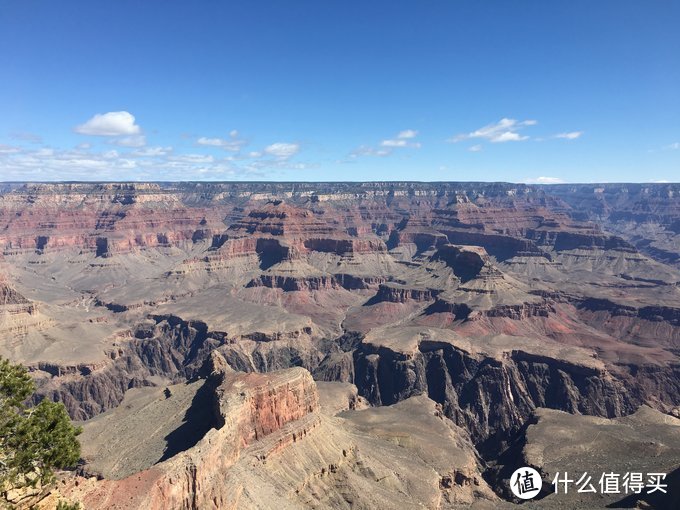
[66,367,319,510]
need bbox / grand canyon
[0,181,678,509]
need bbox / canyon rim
[0,181,678,509]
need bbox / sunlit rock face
[1,182,679,509]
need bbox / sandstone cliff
[0,182,678,508]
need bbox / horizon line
[1,180,678,186]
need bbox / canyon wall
[0,182,678,508]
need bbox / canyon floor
[0,182,678,509]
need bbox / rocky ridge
[0,182,678,509]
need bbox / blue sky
[0,1,678,182]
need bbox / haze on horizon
[0,1,678,183]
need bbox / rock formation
[0,181,678,509]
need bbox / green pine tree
[0,357,82,502]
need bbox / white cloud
[196,136,246,152]
[381,139,407,147]
[525,176,566,184]
[75,111,142,136]
[264,142,300,159]
[665,142,680,150]
[450,118,536,143]
[196,137,224,147]
[0,144,21,154]
[111,135,147,148]
[494,132,528,142]
[168,154,215,164]
[350,146,392,158]
[132,146,172,157]
[196,130,246,151]
[554,131,583,140]
[397,129,418,139]
[0,139,265,181]
[380,129,421,149]
[0,140,315,181]
[0,146,141,179]
[468,144,483,152]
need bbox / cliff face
[246,274,343,291]
[0,184,225,257]
[53,367,498,510]
[62,367,320,510]
[33,313,323,421]
[33,315,217,419]
[1,182,675,266]
[431,244,500,282]
[548,183,680,268]
[368,283,439,303]
[1,182,678,508]
[0,277,30,305]
[213,366,320,446]
[0,271,45,339]
[347,326,677,449]
[489,406,680,508]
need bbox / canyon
[0,181,678,509]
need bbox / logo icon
[510,467,543,499]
